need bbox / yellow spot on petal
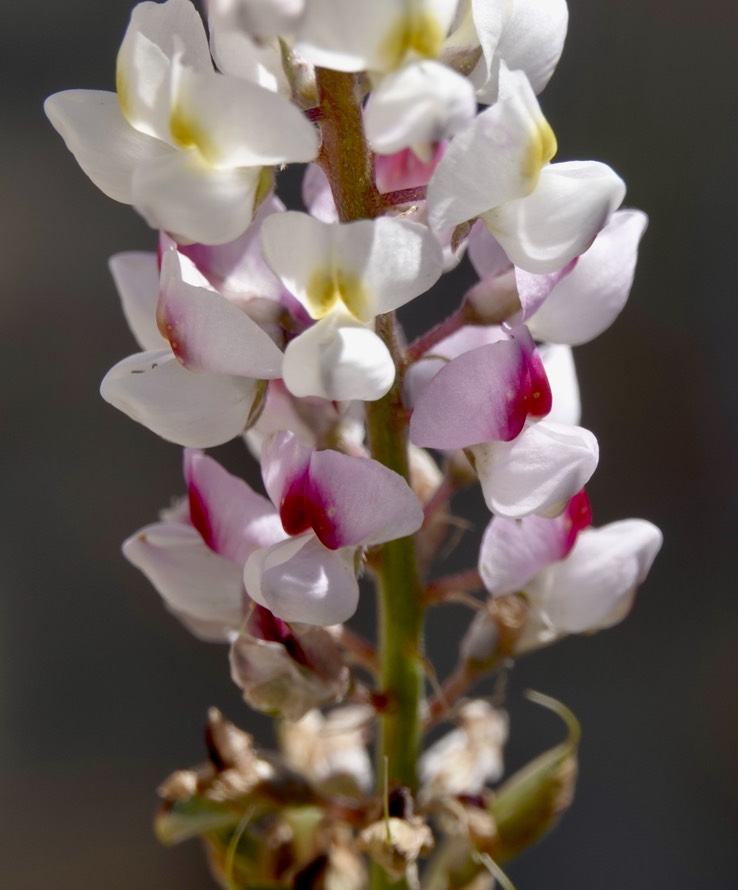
[306,268,368,321]
[380,3,444,70]
[169,103,218,164]
[116,64,131,121]
[522,115,558,185]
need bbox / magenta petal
[561,489,593,555]
[510,325,552,418]
[409,340,530,449]
[261,430,313,535]
[184,450,284,564]
[304,450,424,549]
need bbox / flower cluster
[47,1,661,887]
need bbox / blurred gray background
[2,0,737,886]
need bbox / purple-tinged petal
[471,420,599,518]
[261,430,313,534]
[527,520,662,633]
[100,349,260,447]
[123,521,244,641]
[515,260,575,320]
[527,209,648,345]
[158,247,283,378]
[479,489,592,596]
[109,251,168,351]
[244,534,359,625]
[405,325,508,408]
[409,340,530,449]
[184,450,284,564]
[304,450,423,549]
[464,267,522,327]
[302,163,339,223]
[244,379,365,459]
[178,196,287,306]
[467,220,511,280]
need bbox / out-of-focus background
[2,1,737,886]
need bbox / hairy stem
[315,67,426,890]
[367,331,425,791]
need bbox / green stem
[315,68,426,890]
[367,316,425,793]
[366,328,423,890]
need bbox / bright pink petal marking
[303,481,339,550]
[280,467,312,536]
[375,142,446,193]
[561,488,592,555]
[188,477,215,549]
[184,450,216,548]
[246,604,310,666]
[510,325,552,418]
[303,448,422,550]
[183,448,283,562]
[261,430,313,528]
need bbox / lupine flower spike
[47,1,661,886]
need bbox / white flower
[296,0,460,73]
[101,234,284,448]
[428,65,625,272]
[478,502,662,638]
[45,0,318,244]
[365,60,476,159]
[260,212,443,400]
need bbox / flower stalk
[315,64,426,889]
[45,2,663,886]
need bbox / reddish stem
[426,568,484,603]
[381,185,428,207]
[405,304,474,362]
